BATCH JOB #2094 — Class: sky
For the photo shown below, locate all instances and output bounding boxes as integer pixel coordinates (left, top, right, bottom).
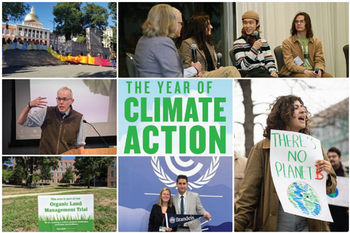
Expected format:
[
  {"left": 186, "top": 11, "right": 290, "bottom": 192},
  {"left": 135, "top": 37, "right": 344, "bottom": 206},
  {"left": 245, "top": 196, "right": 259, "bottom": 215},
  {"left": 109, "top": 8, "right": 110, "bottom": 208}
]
[
  {"left": 6, "top": 2, "right": 115, "bottom": 31},
  {"left": 234, "top": 79, "right": 349, "bottom": 158}
]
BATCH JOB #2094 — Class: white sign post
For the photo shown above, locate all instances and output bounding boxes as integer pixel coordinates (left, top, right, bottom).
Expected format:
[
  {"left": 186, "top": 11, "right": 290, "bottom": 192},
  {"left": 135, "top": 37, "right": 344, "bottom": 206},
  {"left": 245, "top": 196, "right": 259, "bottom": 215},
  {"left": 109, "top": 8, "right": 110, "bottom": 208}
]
[
  {"left": 38, "top": 194, "right": 94, "bottom": 232},
  {"left": 270, "top": 129, "right": 333, "bottom": 222}
]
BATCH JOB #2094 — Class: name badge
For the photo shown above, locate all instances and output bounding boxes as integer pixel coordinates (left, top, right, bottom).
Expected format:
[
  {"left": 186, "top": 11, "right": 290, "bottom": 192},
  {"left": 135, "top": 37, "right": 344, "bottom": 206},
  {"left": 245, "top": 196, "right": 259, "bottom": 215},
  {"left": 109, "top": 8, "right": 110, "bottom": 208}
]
[
  {"left": 257, "top": 53, "right": 264, "bottom": 61},
  {"left": 294, "top": 56, "right": 304, "bottom": 66},
  {"left": 159, "top": 226, "right": 166, "bottom": 232}
]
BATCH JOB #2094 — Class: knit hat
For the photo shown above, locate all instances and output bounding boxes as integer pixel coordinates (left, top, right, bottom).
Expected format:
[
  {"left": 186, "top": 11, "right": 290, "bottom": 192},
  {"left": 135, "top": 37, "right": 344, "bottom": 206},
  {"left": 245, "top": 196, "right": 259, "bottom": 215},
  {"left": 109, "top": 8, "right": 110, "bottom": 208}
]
[{"left": 242, "top": 10, "right": 259, "bottom": 21}]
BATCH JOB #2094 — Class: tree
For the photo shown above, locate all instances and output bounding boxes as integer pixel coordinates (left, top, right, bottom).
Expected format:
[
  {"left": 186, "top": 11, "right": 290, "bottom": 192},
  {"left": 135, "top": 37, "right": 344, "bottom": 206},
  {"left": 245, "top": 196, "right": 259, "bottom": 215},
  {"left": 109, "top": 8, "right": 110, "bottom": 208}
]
[
  {"left": 74, "top": 157, "right": 114, "bottom": 188},
  {"left": 12, "top": 164, "right": 26, "bottom": 184},
  {"left": 40, "top": 157, "right": 54, "bottom": 183},
  {"left": 33, "top": 174, "right": 41, "bottom": 183},
  {"left": 108, "top": 2, "right": 117, "bottom": 51},
  {"left": 2, "top": 2, "right": 30, "bottom": 22},
  {"left": 3, "top": 157, "right": 12, "bottom": 164},
  {"left": 62, "top": 167, "right": 74, "bottom": 183},
  {"left": 14, "top": 157, "right": 61, "bottom": 185},
  {"left": 76, "top": 35, "right": 86, "bottom": 43},
  {"left": 238, "top": 79, "right": 255, "bottom": 158},
  {"left": 53, "top": 2, "right": 84, "bottom": 41},
  {"left": 2, "top": 170, "right": 14, "bottom": 183},
  {"left": 108, "top": 2, "right": 116, "bottom": 21},
  {"left": 82, "top": 3, "right": 109, "bottom": 31}
]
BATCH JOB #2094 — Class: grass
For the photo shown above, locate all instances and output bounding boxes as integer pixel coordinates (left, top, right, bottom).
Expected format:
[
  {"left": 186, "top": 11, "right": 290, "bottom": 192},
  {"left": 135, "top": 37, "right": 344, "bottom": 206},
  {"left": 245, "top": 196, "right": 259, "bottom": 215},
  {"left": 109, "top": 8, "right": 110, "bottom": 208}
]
[
  {"left": 2, "top": 183, "right": 99, "bottom": 196},
  {"left": 2, "top": 188, "right": 116, "bottom": 232}
]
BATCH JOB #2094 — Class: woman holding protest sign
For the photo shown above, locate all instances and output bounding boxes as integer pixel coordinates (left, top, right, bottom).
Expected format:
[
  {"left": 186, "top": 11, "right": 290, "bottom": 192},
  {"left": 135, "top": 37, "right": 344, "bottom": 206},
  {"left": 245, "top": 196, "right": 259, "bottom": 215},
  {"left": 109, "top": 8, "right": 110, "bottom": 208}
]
[
  {"left": 234, "top": 95, "right": 336, "bottom": 232},
  {"left": 148, "top": 188, "right": 176, "bottom": 232}
]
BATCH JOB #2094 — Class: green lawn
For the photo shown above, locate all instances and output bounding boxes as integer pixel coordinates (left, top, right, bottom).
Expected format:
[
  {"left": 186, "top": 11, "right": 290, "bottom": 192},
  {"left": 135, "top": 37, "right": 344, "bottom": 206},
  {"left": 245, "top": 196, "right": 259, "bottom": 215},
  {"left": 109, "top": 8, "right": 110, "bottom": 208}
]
[
  {"left": 2, "top": 183, "right": 99, "bottom": 196},
  {"left": 2, "top": 188, "right": 116, "bottom": 232}
]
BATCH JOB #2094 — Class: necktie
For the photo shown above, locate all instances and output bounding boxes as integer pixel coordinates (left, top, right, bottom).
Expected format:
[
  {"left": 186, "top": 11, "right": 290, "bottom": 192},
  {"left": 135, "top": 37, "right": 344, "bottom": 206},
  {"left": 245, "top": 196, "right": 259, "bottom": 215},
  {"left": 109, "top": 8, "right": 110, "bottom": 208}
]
[{"left": 180, "top": 195, "right": 184, "bottom": 214}]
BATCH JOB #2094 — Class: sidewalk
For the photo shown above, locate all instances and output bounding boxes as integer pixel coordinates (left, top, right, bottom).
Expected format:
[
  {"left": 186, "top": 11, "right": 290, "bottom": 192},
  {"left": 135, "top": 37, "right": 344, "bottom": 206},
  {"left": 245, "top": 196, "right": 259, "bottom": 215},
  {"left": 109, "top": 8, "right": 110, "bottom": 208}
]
[{"left": 2, "top": 187, "right": 111, "bottom": 199}]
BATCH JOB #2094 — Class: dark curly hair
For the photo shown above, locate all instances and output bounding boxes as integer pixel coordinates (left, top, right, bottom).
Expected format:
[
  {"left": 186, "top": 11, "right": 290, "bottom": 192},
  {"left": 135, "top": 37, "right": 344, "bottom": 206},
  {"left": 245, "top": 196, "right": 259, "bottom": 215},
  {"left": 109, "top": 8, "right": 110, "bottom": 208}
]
[
  {"left": 181, "top": 14, "right": 213, "bottom": 51},
  {"left": 263, "top": 95, "right": 311, "bottom": 139},
  {"left": 290, "top": 12, "right": 314, "bottom": 38}
]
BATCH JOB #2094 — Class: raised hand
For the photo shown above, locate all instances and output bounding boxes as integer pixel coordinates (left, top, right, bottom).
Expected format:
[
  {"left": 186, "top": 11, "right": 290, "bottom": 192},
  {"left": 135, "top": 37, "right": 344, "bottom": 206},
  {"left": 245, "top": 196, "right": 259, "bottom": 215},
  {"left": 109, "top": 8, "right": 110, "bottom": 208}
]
[{"left": 30, "top": 96, "right": 47, "bottom": 108}]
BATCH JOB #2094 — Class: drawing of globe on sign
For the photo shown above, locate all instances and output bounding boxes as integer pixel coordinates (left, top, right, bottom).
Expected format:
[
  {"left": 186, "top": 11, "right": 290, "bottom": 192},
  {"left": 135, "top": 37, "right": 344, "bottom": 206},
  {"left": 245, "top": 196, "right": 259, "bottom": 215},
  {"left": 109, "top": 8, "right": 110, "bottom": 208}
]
[
  {"left": 287, "top": 181, "right": 321, "bottom": 216},
  {"left": 327, "top": 188, "right": 339, "bottom": 198}
]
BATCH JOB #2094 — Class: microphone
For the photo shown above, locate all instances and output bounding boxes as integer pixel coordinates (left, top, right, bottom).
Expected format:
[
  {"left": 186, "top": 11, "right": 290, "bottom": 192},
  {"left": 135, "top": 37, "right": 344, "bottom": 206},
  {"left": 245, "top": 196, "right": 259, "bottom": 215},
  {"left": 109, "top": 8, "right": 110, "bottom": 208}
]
[
  {"left": 315, "top": 67, "right": 320, "bottom": 74},
  {"left": 83, "top": 119, "right": 110, "bottom": 148},
  {"left": 217, "top": 53, "right": 222, "bottom": 68},
  {"left": 191, "top": 44, "right": 197, "bottom": 62},
  {"left": 253, "top": 31, "right": 259, "bottom": 40},
  {"left": 253, "top": 31, "right": 262, "bottom": 53}
]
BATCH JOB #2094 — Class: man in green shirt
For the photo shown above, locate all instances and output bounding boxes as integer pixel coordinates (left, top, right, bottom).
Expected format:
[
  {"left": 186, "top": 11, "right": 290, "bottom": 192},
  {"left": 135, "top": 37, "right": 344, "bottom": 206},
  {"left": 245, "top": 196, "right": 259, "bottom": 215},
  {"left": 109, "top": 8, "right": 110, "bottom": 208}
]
[{"left": 280, "top": 12, "right": 332, "bottom": 77}]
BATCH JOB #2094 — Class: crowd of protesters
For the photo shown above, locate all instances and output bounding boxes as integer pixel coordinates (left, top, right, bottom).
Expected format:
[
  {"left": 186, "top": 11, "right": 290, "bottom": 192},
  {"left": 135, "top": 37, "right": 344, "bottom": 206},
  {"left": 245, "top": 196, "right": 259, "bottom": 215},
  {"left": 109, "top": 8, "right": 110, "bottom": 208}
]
[{"left": 3, "top": 37, "right": 48, "bottom": 46}]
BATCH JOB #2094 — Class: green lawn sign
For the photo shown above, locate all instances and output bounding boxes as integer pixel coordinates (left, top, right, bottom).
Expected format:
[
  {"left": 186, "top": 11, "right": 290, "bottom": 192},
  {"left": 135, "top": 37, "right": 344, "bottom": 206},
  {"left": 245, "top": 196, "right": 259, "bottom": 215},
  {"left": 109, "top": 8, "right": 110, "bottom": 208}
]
[{"left": 38, "top": 194, "right": 94, "bottom": 232}]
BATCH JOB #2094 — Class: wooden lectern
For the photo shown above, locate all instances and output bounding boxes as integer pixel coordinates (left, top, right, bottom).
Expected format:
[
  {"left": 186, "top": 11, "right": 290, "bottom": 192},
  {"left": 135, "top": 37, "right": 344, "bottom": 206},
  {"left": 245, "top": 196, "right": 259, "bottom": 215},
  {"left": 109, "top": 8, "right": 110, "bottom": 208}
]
[{"left": 61, "top": 148, "right": 116, "bottom": 155}]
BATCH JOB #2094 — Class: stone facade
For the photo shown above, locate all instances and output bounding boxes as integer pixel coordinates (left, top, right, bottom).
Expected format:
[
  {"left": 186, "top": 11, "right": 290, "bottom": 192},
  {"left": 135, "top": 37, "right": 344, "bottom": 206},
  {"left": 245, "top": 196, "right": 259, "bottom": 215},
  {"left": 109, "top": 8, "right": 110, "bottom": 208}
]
[
  {"left": 51, "top": 159, "right": 78, "bottom": 183},
  {"left": 56, "top": 28, "right": 111, "bottom": 57},
  {"left": 102, "top": 28, "right": 113, "bottom": 48},
  {"left": 107, "top": 158, "right": 116, "bottom": 187}
]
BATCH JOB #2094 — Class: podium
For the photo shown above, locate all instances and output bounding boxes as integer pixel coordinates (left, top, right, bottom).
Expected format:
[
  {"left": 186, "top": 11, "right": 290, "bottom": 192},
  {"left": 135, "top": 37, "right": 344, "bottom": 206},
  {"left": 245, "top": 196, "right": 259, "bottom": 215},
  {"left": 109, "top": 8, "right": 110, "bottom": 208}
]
[{"left": 61, "top": 148, "right": 116, "bottom": 155}]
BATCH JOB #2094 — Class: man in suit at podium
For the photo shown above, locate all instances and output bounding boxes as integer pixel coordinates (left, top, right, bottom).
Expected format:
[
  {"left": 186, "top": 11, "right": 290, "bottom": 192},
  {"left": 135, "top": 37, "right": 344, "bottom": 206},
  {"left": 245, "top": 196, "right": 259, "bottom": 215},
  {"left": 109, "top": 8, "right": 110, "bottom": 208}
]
[
  {"left": 17, "top": 86, "right": 86, "bottom": 154},
  {"left": 173, "top": 175, "right": 211, "bottom": 232}
]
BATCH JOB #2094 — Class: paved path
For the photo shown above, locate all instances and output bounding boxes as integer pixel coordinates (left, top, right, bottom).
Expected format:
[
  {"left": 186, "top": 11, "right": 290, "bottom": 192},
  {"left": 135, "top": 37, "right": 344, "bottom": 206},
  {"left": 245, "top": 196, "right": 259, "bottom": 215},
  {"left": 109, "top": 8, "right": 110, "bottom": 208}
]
[
  {"left": 2, "top": 187, "right": 112, "bottom": 199},
  {"left": 3, "top": 64, "right": 117, "bottom": 78}
]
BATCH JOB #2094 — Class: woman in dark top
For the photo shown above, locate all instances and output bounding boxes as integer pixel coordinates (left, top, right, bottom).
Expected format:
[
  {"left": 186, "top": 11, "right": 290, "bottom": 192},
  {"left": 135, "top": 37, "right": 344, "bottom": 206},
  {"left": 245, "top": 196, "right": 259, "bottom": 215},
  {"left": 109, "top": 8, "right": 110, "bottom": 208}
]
[{"left": 148, "top": 187, "right": 176, "bottom": 232}]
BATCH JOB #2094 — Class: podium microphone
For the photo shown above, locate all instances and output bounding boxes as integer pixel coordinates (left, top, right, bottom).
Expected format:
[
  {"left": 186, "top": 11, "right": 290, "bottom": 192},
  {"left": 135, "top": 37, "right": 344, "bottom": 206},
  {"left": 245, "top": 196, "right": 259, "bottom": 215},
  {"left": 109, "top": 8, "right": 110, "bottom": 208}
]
[
  {"left": 191, "top": 44, "right": 197, "bottom": 62},
  {"left": 83, "top": 120, "right": 110, "bottom": 148},
  {"left": 217, "top": 53, "right": 222, "bottom": 68}
]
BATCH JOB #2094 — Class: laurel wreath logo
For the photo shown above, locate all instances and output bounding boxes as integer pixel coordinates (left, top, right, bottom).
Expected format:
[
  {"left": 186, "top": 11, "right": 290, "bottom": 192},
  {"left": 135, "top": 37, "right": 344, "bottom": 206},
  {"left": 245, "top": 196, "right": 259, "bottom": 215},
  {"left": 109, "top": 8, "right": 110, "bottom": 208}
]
[{"left": 151, "top": 156, "right": 220, "bottom": 189}]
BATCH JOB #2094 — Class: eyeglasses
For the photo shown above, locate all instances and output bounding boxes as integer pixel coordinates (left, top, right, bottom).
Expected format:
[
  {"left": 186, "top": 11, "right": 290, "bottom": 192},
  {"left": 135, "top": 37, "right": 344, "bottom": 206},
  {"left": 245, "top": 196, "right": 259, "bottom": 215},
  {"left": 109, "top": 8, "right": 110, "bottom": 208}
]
[
  {"left": 178, "top": 22, "right": 184, "bottom": 25},
  {"left": 294, "top": 20, "right": 306, "bottom": 24},
  {"left": 56, "top": 97, "right": 72, "bottom": 102},
  {"left": 328, "top": 155, "right": 338, "bottom": 159}
]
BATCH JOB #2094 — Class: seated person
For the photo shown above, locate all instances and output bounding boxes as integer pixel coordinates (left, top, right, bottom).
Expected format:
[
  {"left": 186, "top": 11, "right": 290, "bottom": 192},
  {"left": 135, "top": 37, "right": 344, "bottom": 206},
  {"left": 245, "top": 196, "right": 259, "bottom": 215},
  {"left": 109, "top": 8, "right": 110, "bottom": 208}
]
[
  {"left": 179, "top": 14, "right": 240, "bottom": 77},
  {"left": 134, "top": 4, "right": 201, "bottom": 77},
  {"left": 280, "top": 12, "right": 332, "bottom": 77},
  {"left": 233, "top": 10, "right": 280, "bottom": 77}
]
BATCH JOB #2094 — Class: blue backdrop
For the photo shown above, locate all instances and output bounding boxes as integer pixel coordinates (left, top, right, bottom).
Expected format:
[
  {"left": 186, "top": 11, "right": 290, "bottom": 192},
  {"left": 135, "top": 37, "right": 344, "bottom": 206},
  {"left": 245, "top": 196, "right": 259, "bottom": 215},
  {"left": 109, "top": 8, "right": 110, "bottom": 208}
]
[{"left": 118, "top": 156, "right": 232, "bottom": 231}]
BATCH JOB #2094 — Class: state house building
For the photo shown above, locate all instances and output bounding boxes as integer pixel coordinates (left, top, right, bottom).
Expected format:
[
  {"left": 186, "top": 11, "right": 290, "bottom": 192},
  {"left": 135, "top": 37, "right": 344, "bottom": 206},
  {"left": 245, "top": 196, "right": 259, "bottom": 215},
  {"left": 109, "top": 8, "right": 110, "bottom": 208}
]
[{"left": 2, "top": 6, "right": 51, "bottom": 45}]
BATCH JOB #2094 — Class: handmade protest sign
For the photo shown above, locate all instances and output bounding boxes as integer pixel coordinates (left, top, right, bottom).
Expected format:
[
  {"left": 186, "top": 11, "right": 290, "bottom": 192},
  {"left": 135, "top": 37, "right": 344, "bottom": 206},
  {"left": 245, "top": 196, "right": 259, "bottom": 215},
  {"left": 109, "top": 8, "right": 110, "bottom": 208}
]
[
  {"left": 38, "top": 194, "right": 94, "bottom": 232},
  {"left": 270, "top": 129, "right": 333, "bottom": 222},
  {"left": 327, "top": 176, "right": 349, "bottom": 207}
]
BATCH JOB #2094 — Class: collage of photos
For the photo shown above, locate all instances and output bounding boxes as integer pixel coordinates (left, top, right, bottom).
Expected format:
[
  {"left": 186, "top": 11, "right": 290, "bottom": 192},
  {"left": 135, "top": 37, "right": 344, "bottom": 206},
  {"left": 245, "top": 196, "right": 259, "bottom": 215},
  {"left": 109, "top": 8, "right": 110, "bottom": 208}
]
[
  {"left": 1, "top": 1, "right": 349, "bottom": 233},
  {"left": 2, "top": 2, "right": 117, "bottom": 232}
]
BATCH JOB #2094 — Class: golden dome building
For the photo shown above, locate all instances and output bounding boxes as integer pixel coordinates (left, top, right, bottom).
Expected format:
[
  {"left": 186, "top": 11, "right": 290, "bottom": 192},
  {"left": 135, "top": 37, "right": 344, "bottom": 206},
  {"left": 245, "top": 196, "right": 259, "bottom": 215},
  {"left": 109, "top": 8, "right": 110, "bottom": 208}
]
[
  {"left": 2, "top": 6, "right": 51, "bottom": 45},
  {"left": 24, "top": 6, "right": 40, "bottom": 23}
]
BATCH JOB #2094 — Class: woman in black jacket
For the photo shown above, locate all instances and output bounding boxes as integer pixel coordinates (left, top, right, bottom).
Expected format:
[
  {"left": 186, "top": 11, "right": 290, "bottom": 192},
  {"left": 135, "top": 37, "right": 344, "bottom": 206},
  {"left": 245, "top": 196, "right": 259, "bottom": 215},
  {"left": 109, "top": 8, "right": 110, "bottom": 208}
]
[{"left": 148, "top": 187, "right": 176, "bottom": 232}]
